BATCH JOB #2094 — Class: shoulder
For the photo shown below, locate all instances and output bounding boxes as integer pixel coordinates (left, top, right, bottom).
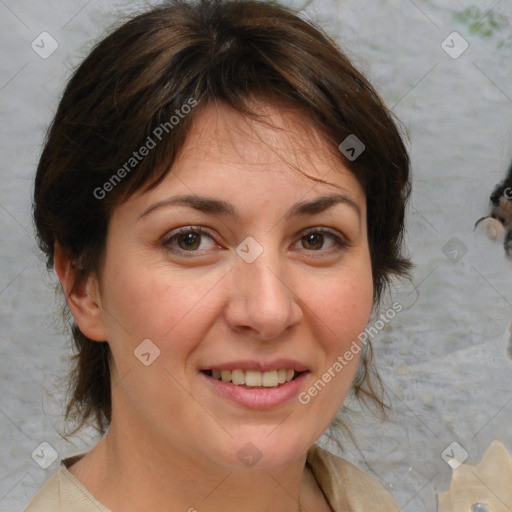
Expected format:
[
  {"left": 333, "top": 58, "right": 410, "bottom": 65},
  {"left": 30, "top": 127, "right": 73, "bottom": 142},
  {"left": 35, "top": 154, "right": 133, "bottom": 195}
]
[
  {"left": 307, "top": 444, "right": 401, "bottom": 512},
  {"left": 24, "top": 455, "right": 111, "bottom": 512}
]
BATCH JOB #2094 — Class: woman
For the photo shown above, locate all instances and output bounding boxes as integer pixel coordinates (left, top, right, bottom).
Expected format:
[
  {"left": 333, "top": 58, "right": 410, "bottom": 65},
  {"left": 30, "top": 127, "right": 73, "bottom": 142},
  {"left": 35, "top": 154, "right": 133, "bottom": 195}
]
[{"left": 26, "top": 0, "right": 411, "bottom": 510}]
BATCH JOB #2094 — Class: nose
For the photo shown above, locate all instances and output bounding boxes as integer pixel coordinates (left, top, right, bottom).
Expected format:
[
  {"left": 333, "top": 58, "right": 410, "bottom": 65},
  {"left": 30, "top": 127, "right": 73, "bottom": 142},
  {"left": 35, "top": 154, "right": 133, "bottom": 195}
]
[{"left": 223, "top": 247, "right": 303, "bottom": 340}]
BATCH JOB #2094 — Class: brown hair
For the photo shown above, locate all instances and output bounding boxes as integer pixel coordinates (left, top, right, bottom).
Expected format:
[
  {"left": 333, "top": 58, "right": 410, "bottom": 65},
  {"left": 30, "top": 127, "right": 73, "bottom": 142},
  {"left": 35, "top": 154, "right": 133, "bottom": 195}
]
[{"left": 33, "top": 0, "right": 411, "bottom": 437}]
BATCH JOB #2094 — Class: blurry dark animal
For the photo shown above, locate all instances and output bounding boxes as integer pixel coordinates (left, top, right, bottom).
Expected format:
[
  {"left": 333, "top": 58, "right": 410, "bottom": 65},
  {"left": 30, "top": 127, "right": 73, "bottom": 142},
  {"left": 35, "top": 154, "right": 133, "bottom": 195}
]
[{"left": 475, "top": 160, "right": 512, "bottom": 256}]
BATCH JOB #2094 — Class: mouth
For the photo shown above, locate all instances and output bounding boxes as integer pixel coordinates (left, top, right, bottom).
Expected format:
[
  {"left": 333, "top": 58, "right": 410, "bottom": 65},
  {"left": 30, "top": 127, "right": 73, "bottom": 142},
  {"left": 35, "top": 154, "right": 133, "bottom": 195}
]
[
  {"left": 200, "top": 369, "right": 305, "bottom": 388},
  {"left": 199, "top": 363, "right": 310, "bottom": 409}
]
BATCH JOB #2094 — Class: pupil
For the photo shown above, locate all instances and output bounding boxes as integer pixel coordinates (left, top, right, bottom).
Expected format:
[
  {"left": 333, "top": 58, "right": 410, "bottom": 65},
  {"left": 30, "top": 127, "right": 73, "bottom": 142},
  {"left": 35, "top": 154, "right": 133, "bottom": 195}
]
[
  {"left": 179, "top": 233, "right": 200, "bottom": 250},
  {"left": 305, "top": 233, "right": 323, "bottom": 250}
]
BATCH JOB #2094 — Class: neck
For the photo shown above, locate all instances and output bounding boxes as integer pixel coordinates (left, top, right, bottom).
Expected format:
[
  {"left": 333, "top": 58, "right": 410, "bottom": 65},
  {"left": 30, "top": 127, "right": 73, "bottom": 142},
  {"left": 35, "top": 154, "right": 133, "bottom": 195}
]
[{"left": 71, "top": 418, "right": 316, "bottom": 512}]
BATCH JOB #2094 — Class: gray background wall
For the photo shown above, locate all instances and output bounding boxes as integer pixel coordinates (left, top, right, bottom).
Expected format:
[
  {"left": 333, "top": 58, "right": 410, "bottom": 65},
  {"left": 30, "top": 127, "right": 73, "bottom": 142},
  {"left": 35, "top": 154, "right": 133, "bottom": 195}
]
[{"left": 1, "top": 0, "right": 512, "bottom": 510}]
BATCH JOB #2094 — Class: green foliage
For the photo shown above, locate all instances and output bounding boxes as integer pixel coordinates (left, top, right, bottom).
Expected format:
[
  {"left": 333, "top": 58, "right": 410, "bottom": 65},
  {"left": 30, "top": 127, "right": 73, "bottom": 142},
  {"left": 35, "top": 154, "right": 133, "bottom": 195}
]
[{"left": 453, "top": 6, "right": 507, "bottom": 38}]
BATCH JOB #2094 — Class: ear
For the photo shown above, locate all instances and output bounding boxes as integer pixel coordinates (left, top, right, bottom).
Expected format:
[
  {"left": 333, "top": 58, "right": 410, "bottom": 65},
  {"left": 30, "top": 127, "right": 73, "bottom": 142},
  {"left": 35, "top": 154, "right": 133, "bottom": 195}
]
[{"left": 54, "top": 242, "right": 108, "bottom": 342}]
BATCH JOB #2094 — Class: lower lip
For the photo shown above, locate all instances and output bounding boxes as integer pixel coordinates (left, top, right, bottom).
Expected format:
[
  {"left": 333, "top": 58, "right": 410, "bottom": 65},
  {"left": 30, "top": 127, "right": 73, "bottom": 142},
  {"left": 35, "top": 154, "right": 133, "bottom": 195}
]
[{"left": 199, "top": 371, "right": 309, "bottom": 410}]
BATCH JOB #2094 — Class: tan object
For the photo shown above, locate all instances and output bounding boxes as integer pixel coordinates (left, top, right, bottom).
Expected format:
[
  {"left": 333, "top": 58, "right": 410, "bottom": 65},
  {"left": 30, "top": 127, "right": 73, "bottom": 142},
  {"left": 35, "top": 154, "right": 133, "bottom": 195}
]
[{"left": 439, "top": 441, "right": 512, "bottom": 512}]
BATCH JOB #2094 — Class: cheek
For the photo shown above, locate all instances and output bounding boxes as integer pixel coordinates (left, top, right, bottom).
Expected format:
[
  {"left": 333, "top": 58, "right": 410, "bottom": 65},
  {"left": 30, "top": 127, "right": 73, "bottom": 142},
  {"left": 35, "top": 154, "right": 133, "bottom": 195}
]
[
  {"left": 306, "top": 267, "right": 374, "bottom": 345},
  {"left": 100, "top": 257, "right": 223, "bottom": 355},
  {"left": 298, "top": 269, "right": 373, "bottom": 420}
]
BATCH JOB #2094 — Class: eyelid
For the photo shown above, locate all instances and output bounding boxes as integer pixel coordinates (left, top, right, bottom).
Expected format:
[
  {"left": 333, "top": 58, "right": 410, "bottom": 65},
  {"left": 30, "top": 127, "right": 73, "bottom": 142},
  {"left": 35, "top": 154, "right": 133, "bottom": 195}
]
[
  {"left": 300, "top": 226, "right": 348, "bottom": 242},
  {"left": 161, "top": 225, "right": 214, "bottom": 241}
]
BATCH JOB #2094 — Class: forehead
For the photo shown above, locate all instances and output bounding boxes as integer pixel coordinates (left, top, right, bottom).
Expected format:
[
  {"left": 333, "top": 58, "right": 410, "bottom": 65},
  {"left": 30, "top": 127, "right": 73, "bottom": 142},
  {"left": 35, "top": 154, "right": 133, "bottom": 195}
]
[{"left": 169, "top": 102, "right": 364, "bottom": 197}]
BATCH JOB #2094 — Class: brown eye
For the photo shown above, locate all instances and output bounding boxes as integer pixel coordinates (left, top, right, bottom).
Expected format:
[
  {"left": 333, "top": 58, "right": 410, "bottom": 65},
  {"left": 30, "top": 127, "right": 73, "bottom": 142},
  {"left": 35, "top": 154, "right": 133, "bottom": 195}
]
[
  {"left": 302, "top": 233, "right": 325, "bottom": 250},
  {"left": 294, "top": 229, "right": 348, "bottom": 253},
  {"left": 162, "top": 227, "right": 217, "bottom": 254},
  {"left": 177, "top": 232, "right": 202, "bottom": 250}
]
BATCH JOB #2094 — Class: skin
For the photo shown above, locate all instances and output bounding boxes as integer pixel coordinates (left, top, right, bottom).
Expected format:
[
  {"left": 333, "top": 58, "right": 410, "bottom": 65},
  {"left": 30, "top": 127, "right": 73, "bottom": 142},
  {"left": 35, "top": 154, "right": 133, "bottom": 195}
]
[{"left": 55, "top": 101, "right": 374, "bottom": 512}]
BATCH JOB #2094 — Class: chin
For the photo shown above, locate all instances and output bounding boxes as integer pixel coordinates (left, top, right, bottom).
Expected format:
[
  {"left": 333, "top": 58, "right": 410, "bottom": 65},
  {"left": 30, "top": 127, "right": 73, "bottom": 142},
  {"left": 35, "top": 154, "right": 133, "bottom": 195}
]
[{"left": 202, "top": 427, "right": 314, "bottom": 472}]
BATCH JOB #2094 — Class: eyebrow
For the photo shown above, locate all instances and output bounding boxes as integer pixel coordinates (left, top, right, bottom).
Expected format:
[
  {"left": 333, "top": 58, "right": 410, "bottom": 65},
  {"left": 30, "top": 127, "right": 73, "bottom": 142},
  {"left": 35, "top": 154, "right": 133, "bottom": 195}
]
[{"left": 139, "top": 193, "right": 361, "bottom": 221}]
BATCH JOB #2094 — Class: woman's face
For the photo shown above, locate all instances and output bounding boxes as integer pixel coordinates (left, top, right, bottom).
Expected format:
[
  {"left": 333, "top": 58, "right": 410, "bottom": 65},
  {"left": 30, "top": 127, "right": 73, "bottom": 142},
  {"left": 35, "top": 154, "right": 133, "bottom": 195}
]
[{"left": 91, "top": 102, "right": 374, "bottom": 470}]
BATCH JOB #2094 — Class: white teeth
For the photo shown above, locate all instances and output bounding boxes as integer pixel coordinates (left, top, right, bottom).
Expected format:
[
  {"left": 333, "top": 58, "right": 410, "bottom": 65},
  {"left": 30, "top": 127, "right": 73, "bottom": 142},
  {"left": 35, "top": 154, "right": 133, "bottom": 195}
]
[
  {"left": 262, "top": 370, "right": 278, "bottom": 387},
  {"left": 245, "top": 370, "right": 262, "bottom": 387},
  {"left": 231, "top": 369, "right": 245, "bottom": 385},
  {"left": 208, "top": 369, "right": 298, "bottom": 387}
]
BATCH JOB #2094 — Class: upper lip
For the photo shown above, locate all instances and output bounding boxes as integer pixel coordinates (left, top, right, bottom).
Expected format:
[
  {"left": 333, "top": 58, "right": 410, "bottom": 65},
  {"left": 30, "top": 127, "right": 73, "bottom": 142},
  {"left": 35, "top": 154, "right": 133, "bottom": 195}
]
[{"left": 201, "top": 359, "right": 309, "bottom": 373}]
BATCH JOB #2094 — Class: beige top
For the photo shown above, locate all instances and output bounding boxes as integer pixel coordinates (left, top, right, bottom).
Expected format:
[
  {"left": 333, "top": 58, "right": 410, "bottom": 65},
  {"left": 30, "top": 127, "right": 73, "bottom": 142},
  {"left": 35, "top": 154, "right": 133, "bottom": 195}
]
[{"left": 24, "top": 444, "right": 401, "bottom": 512}]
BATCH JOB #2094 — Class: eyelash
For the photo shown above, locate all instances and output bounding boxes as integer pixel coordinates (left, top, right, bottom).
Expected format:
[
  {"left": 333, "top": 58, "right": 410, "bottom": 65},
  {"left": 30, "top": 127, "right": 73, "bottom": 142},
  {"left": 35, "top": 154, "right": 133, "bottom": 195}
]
[{"left": 161, "top": 226, "right": 349, "bottom": 256}]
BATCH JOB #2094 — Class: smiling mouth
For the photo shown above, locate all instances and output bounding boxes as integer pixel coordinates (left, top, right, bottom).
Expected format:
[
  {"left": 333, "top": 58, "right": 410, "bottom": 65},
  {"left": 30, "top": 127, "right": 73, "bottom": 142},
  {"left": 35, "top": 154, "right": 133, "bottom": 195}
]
[{"left": 200, "top": 369, "right": 305, "bottom": 388}]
